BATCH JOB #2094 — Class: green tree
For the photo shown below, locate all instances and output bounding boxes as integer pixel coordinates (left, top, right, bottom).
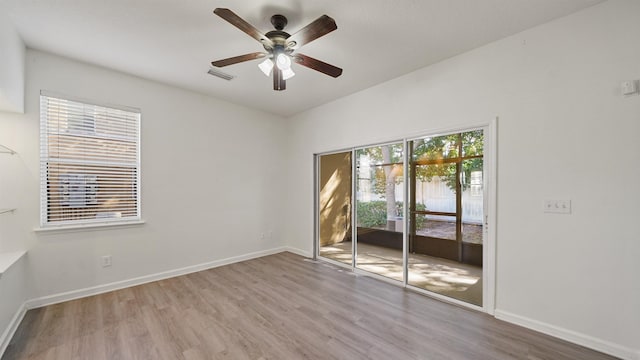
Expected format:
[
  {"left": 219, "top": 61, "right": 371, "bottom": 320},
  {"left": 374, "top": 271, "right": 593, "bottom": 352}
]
[
  {"left": 357, "top": 131, "right": 483, "bottom": 231},
  {"left": 412, "top": 130, "right": 483, "bottom": 191},
  {"left": 358, "top": 143, "right": 403, "bottom": 231}
]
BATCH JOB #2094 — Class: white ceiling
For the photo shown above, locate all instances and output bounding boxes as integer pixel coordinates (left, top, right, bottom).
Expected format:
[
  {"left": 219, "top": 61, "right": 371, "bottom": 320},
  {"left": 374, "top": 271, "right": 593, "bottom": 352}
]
[{"left": 2, "top": 0, "right": 604, "bottom": 117}]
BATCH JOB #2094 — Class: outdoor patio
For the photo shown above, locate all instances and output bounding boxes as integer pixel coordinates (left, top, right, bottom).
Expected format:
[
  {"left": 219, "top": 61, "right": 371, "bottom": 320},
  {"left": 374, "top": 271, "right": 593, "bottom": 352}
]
[{"left": 320, "top": 241, "right": 482, "bottom": 306}]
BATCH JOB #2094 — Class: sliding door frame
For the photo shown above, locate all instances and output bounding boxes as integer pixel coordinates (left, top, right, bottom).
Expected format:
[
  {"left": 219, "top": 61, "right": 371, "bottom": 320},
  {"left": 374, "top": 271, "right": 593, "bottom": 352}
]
[{"left": 314, "top": 118, "right": 497, "bottom": 314}]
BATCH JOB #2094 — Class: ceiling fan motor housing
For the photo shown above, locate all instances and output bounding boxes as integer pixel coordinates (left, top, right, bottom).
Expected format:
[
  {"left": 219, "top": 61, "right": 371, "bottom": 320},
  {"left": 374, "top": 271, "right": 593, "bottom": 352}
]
[
  {"left": 271, "top": 14, "right": 287, "bottom": 31},
  {"left": 265, "top": 15, "right": 297, "bottom": 51}
]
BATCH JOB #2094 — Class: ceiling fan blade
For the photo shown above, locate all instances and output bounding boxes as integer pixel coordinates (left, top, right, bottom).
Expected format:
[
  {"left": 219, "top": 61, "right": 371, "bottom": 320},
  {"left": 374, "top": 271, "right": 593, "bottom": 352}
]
[
  {"left": 293, "top": 54, "right": 343, "bottom": 78},
  {"left": 286, "top": 15, "right": 337, "bottom": 49},
  {"left": 211, "top": 52, "right": 267, "bottom": 67},
  {"left": 214, "top": 8, "right": 274, "bottom": 48},
  {"left": 273, "top": 68, "right": 286, "bottom": 91}
]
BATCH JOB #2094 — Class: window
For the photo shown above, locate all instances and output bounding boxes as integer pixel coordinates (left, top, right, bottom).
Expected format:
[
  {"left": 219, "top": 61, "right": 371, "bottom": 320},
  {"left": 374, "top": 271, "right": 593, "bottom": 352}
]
[{"left": 40, "top": 92, "right": 141, "bottom": 227}]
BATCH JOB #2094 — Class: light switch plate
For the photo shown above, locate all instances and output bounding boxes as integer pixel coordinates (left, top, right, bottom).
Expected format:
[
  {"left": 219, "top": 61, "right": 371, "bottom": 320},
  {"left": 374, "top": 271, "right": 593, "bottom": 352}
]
[{"left": 544, "top": 199, "right": 571, "bottom": 214}]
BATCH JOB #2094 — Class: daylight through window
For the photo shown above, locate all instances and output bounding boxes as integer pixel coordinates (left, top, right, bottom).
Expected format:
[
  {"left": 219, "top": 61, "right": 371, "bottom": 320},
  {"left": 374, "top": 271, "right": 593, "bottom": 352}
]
[{"left": 39, "top": 93, "right": 141, "bottom": 226}]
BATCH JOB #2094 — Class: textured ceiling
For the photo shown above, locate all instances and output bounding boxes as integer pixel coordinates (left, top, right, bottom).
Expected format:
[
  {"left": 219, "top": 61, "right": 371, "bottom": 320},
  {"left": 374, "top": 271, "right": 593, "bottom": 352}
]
[{"left": 2, "top": 0, "right": 605, "bottom": 117}]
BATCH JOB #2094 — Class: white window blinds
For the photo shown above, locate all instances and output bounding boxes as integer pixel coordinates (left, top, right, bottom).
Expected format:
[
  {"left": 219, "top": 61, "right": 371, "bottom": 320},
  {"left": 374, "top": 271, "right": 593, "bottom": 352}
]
[{"left": 40, "top": 93, "right": 141, "bottom": 226}]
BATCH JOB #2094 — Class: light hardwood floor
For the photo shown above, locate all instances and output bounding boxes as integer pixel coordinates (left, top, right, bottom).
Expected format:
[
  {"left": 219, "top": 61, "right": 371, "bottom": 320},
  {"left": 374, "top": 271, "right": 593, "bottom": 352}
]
[{"left": 3, "top": 252, "right": 616, "bottom": 360}]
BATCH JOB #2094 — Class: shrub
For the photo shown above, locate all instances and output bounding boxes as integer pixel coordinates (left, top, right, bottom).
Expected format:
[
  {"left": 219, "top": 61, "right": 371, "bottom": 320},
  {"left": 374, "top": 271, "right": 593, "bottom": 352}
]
[
  {"left": 356, "top": 201, "right": 388, "bottom": 228},
  {"left": 357, "top": 201, "right": 426, "bottom": 229}
]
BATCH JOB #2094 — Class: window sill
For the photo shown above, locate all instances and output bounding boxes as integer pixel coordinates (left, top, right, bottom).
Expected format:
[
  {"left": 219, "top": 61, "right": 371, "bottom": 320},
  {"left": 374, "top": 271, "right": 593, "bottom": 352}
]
[
  {"left": 0, "top": 251, "right": 27, "bottom": 279},
  {"left": 34, "top": 220, "right": 145, "bottom": 234}
]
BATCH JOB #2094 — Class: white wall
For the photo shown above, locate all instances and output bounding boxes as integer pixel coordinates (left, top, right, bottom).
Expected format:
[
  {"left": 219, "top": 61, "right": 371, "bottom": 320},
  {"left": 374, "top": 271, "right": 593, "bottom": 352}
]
[
  {"left": 0, "top": 11, "right": 25, "bottom": 113},
  {"left": 1, "top": 1, "right": 639, "bottom": 358},
  {"left": 284, "top": 0, "right": 639, "bottom": 358},
  {"left": 0, "top": 50, "right": 287, "bottom": 299},
  {"left": 0, "top": 12, "right": 28, "bottom": 352}
]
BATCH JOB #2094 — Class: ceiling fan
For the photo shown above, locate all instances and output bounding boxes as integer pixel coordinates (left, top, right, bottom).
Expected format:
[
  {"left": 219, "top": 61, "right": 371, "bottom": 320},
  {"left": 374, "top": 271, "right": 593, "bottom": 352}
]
[{"left": 211, "top": 8, "right": 343, "bottom": 91}]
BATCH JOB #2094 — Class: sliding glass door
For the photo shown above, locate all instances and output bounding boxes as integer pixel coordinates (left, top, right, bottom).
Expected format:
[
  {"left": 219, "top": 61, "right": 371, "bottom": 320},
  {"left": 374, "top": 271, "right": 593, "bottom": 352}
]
[
  {"left": 315, "top": 128, "right": 486, "bottom": 308},
  {"left": 407, "top": 130, "right": 484, "bottom": 306},
  {"left": 355, "top": 142, "right": 404, "bottom": 282}
]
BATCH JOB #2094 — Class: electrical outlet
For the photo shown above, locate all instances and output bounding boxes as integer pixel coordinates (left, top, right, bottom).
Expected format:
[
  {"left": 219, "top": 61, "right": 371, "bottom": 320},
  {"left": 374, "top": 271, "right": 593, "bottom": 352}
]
[
  {"left": 101, "top": 255, "right": 112, "bottom": 267},
  {"left": 543, "top": 199, "right": 571, "bottom": 214}
]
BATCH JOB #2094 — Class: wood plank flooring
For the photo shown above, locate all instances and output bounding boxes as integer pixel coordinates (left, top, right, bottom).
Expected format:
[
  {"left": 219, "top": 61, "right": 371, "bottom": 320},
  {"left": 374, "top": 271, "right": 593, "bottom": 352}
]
[{"left": 3, "top": 252, "right": 616, "bottom": 360}]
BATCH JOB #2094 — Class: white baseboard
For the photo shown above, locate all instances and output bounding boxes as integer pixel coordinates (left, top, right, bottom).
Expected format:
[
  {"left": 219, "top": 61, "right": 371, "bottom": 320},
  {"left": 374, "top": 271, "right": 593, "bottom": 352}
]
[
  {"left": 26, "top": 247, "right": 289, "bottom": 309},
  {"left": 283, "top": 246, "right": 312, "bottom": 258},
  {"left": 495, "top": 310, "right": 639, "bottom": 360},
  {"left": 0, "top": 302, "right": 27, "bottom": 357}
]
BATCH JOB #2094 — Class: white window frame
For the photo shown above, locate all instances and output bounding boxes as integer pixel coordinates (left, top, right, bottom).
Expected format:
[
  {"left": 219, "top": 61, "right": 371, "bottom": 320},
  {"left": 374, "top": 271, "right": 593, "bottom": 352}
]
[{"left": 39, "top": 91, "right": 142, "bottom": 229}]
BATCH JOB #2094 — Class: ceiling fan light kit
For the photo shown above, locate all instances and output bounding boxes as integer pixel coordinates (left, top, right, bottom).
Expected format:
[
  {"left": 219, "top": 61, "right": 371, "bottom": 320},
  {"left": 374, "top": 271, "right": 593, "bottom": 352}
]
[
  {"left": 211, "top": 8, "right": 342, "bottom": 91},
  {"left": 258, "top": 58, "right": 274, "bottom": 76}
]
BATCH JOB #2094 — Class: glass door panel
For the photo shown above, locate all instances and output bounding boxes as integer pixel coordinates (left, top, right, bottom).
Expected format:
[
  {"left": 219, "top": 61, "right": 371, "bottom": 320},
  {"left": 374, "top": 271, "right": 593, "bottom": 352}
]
[
  {"left": 318, "top": 152, "right": 353, "bottom": 265},
  {"left": 355, "top": 143, "right": 404, "bottom": 282},
  {"left": 462, "top": 158, "right": 484, "bottom": 246},
  {"left": 460, "top": 157, "right": 484, "bottom": 285},
  {"left": 408, "top": 131, "right": 484, "bottom": 306}
]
